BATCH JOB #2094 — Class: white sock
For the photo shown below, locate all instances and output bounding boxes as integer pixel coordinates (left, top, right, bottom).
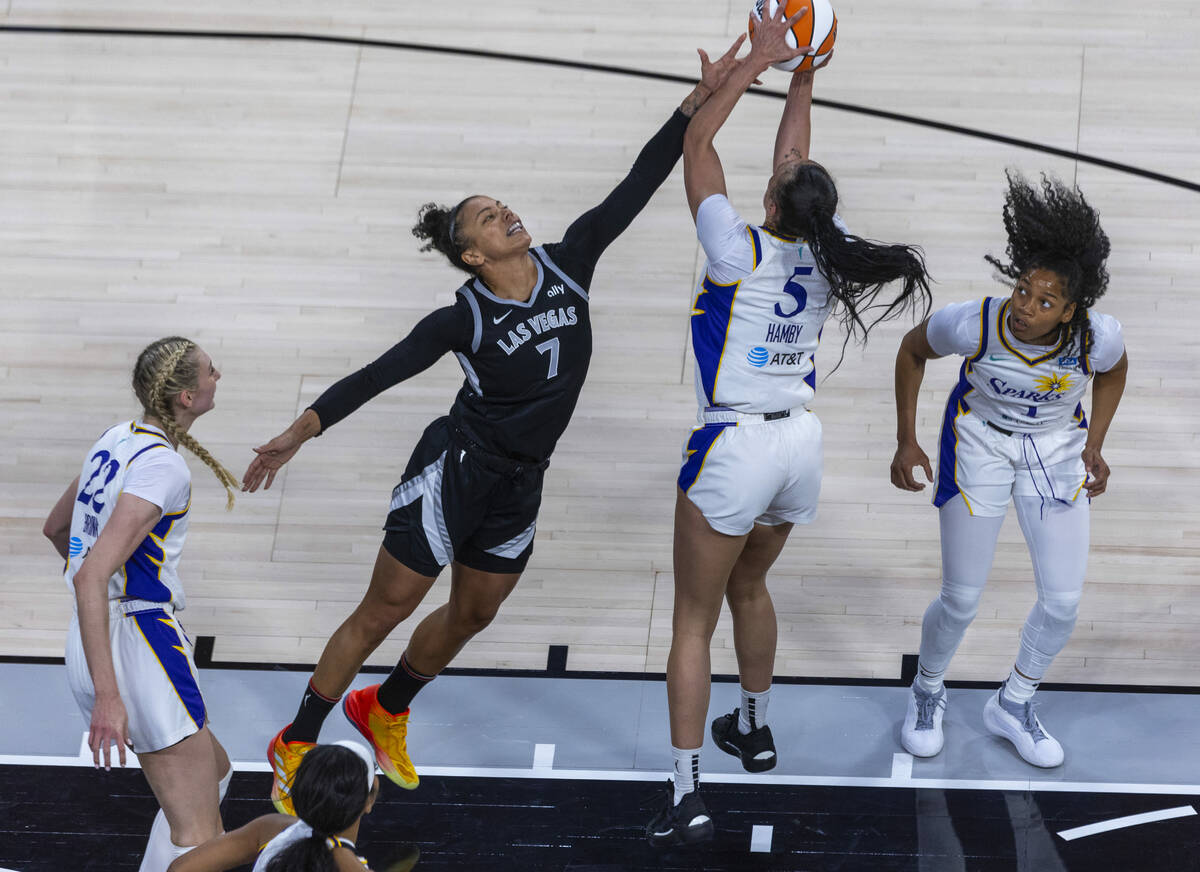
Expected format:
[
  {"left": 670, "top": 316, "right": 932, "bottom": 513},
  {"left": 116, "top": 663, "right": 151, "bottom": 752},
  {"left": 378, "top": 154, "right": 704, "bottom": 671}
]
[
  {"left": 217, "top": 764, "right": 233, "bottom": 803},
  {"left": 671, "top": 745, "right": 700, "bottom": 806},
  {"left": 1003, "top": 670, "right": 1038, "bottom": 706},
  {"left": 738, "top": 686, "right": 771, "bottom": 734},
  {"left": 916, "top": 663, "right": 945, "bottom": 696},
  {"left": 138, "top": 810, "right": 194, "bottom": 872}
]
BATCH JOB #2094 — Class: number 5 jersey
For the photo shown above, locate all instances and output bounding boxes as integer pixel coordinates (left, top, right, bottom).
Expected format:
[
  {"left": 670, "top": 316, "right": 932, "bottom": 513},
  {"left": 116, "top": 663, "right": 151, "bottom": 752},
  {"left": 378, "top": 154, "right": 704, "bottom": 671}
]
[{"left": 689, "top": 193, "right": 837, "bottom": 415}]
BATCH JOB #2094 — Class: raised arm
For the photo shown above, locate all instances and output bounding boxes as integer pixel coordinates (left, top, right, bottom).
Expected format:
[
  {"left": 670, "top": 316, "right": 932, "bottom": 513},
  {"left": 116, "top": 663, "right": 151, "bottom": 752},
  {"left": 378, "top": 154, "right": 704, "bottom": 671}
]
[
  {"left": 889, "top": 320, "right": 943, "bottom": 491},
  {"left": 683, "top": 6, "right": 814, "bottom": 220},
  {"left": 242, "top": 304, "right": 470, "bottom": 492},
  {"left": 1080, "top": 349, "right": 1128, "bottom": 497},
  {"left": 553, "top": 35, "right": 748, "bottom": 271}
]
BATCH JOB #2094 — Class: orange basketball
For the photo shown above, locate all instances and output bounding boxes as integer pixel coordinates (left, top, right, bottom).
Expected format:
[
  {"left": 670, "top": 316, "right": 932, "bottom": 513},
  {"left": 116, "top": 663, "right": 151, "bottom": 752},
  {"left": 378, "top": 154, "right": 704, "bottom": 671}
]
[{"left": 749, "top": 0, "right": 838, "bottom": 72}]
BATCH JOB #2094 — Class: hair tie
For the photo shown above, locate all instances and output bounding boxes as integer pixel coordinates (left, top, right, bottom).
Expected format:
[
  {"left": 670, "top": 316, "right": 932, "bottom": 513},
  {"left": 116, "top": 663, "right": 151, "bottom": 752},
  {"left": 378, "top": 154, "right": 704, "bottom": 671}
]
[
  {"left": 447, "top": 197, "right": 471, "bottom": 250},
  {"left": 332, "top": 739, "right": 376, "bottom": 796}
]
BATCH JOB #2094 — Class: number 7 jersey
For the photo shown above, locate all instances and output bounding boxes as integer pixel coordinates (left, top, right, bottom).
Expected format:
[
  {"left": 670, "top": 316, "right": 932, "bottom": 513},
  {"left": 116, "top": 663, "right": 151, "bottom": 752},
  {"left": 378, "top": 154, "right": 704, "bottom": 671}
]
[
  {"left": 64, "top": 421, "right": 192, "bottom": 608},
  {"left": 690, "top": 194, "right": 835, "bottom": 414}
]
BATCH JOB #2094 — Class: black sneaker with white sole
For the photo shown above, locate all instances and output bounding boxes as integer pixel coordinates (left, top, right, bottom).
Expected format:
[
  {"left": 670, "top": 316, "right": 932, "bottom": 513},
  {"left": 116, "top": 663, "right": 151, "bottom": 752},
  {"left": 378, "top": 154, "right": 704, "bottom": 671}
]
[
  {"left": 711, "top": 708, "right": 777, "bottom": 772},
  {"left": 645, "top": 782, "right": 714, "bottom": 848}
]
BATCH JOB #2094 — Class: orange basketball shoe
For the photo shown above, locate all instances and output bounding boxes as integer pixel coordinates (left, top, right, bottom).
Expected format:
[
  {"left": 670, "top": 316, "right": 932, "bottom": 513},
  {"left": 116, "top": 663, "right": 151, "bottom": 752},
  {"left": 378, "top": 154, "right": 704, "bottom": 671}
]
[
  {"left": 342, "top": 684, "right": 419, "bottom": 790},
  {"left": 268, "top": 725, "right": 316, "bottom": 814}
]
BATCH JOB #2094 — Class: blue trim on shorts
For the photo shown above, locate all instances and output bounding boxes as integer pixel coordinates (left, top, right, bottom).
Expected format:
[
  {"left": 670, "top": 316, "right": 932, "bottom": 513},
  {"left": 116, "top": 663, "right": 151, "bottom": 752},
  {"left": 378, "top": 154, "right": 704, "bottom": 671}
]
[
  {"left": 132, "top": 610, "right": 206, "bottom": 729},
  {"left": 677, "top": 423, "right": 733, "bottom": 493},
  {"left": 933, "top": 362, "right": 974, "bottom": 509}
]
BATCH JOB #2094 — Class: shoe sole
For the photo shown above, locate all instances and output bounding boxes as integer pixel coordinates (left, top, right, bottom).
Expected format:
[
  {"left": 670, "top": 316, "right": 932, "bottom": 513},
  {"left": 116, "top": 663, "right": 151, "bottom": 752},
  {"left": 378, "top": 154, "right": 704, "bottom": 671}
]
[
  {"left": 982, "top": 702, "right": 1063, "bottom": 768},
  {"left": 342, "top": 694, "right": 421, "bottom": 790},
  {"left": 647, "top": 819, "right": 715, "bottom": 848},
  {"left": 711, "top": 719, "right": 777, "bottom": 773},
  {"left": 268, "top": 729, "right": 310, "bottom": 815}
]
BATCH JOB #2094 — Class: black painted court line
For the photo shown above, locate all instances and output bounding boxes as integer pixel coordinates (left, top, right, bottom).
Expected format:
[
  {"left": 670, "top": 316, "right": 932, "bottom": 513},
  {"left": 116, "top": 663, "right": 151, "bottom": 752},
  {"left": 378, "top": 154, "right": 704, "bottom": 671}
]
[
  {"left": 2, "top": 23, "right": 1198, "bottom": 195},
  {"left": 2, "top": 764, "right": 1196, "bottom": 871},
  {"left": 6, "top": 641, "right": 1200, "bottom": 695}
]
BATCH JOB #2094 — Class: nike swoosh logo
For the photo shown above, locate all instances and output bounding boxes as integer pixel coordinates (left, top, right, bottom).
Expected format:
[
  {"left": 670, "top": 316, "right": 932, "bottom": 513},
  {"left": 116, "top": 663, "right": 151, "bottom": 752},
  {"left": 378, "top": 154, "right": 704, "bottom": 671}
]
[{"left": 493, "top": 312, "right": 512, "bottom": 324}]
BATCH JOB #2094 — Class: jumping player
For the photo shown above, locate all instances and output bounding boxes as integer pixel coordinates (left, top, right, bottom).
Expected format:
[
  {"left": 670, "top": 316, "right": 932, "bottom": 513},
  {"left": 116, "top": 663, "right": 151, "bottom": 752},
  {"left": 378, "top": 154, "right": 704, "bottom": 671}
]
[
  {"left": 242, "top": 42, "right": 748, "bottom": 812},
  {"left": 647, "top": 7, "right": 932, "bottom": 847},
  {"left": 42, "top": 337, "right": 239, "bottom": 871},
  {"left": 890, "top": 172, "right": 1127, "bottom": 768},
  {"left": 167, "top": 741, "right": 390, "bottom": 872}
]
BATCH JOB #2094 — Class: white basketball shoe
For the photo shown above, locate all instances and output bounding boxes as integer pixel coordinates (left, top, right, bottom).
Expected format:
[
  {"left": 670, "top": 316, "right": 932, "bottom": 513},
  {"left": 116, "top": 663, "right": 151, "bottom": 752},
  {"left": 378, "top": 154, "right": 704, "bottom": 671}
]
[
  {"left": 982, "top": 683, "right": 1064, "bottom": 768},
  {"left": 901, "top": 681, "right": 947, "bottom": 758}
]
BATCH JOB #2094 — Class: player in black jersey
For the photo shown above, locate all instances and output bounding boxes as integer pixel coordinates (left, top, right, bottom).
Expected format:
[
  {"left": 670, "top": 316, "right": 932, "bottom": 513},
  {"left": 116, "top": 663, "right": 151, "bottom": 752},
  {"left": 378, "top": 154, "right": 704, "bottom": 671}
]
[{"left": 243, "top": 38, "right": 748, "bottom": 807}]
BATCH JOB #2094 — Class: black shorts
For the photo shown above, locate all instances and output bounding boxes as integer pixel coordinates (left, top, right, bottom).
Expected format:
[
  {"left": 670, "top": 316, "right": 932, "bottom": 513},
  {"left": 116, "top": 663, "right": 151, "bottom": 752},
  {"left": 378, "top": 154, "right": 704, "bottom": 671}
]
[{"left": 382, "top": 417, "right": 547, "bottom": 577}]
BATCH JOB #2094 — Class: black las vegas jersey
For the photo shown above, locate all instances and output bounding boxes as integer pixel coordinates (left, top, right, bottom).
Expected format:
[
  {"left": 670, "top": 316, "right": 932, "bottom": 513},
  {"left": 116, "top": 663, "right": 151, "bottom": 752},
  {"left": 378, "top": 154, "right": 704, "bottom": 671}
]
[
  {"left": 449, "top": 245, "right": 592, "bottom": 461},
  {"left": 308, "top": 107, "right": 692, "bottom": 464}
]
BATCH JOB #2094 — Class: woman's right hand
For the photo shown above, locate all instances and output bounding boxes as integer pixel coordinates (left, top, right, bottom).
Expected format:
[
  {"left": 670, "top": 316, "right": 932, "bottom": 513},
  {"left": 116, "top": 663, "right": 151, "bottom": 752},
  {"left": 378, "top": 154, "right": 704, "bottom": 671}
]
[
  {"left": 748, "top": 2, "right": 814, "bottom": 69},
  {"left": 90, "top": 691, "right": 130, "bottom": 770},
  {"left": 890, "top": 441, "right": 934, "bottom": 492},
  {"left": 243, "top": 428, "right": 303, "bottom": 492}
]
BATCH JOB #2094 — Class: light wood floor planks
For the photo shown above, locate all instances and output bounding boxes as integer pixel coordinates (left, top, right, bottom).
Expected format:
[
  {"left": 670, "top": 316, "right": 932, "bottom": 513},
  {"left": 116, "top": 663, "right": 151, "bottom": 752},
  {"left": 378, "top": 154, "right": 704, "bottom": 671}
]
[{"left": 1, "top": 1, "right": 1198, "bottom": 686}]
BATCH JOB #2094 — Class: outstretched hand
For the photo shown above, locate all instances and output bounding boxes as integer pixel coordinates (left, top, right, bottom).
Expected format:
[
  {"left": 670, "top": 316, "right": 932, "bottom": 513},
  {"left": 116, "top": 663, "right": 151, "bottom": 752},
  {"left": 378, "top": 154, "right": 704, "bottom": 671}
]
[
  {"left": 242, "top": 429, "right": 303, "bottom": 492},
  {"left": 747, "top": 2, "right": 814, "bottom": 69},
  {"left": 697, "top": 33, "right": 755, "bottom": 93}
]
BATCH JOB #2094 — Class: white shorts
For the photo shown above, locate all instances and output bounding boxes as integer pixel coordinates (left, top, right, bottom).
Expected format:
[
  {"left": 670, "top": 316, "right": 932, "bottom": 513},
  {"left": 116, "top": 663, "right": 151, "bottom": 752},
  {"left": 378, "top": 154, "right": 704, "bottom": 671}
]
[
  {"left": 677, "top": 409, "right": 822, "bottom": 536},
  {"left": 933, "top": 410, "right": 1087, "bottom": 517},
  {"left": 66, "top": 600, "right": 207, "bottom": 754}
]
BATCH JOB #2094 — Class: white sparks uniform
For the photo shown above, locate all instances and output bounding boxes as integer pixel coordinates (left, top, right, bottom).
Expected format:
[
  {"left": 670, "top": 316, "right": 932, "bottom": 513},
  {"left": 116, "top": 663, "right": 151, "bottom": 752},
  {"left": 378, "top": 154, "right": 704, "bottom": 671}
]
[
  {"left": 678, "top": 194, "right": 838, "bottom": 535},
  {"left": 63, "top": 420, "right": 206, "bottom": 753},
  {"left": 254, "top": 822, "right": 368, "bottom": 871},
  {"left": 928, "top": 298, "right": 1125, "bottom": 516}
]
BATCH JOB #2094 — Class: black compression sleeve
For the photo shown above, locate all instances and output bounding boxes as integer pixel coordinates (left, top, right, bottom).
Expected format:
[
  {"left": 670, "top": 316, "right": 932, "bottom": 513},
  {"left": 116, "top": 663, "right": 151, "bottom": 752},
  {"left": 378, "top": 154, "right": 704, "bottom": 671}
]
[
  {"left": 307, "top": 303, "right": 471, "bottom": 432},
  {"left": 554, "top": 108, "right": 690, "bottom": 276}
]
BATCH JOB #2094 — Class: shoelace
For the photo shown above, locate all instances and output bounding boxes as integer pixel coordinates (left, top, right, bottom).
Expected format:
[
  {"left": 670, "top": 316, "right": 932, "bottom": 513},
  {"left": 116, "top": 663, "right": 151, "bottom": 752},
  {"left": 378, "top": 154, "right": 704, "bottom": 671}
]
[
  {"left": 1019, "top": 700, "right": 1048, "bottom": 742},
  {"left": 914, "top": 691, "right": 944, "bottom": 729}
]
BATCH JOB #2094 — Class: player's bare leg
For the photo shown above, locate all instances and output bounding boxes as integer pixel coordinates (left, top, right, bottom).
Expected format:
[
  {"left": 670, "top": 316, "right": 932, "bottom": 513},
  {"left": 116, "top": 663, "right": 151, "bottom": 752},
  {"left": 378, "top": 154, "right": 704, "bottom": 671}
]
[
  {"left": 403, "top": 562, "right": 522, "bottom": 676},
  {"left": 311, "top": 546, "right": 439, "bottom": 698},
  {"left": 666, "top": 488, "right": 750, "bottom": 750}
]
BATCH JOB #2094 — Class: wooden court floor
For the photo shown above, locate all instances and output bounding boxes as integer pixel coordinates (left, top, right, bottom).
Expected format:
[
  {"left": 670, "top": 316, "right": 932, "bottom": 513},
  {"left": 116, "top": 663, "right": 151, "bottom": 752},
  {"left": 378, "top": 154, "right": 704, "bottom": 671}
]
[{"left": 1, "top": 1, "right": 1199, "bottom": 687}]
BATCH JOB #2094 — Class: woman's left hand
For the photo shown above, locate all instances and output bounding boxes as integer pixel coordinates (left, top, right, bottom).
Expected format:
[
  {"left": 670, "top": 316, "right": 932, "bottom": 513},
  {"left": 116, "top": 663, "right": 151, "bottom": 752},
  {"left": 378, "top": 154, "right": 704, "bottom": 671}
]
[{"left": 1081, "top": 445, "right": 1110, "bottom": 497}]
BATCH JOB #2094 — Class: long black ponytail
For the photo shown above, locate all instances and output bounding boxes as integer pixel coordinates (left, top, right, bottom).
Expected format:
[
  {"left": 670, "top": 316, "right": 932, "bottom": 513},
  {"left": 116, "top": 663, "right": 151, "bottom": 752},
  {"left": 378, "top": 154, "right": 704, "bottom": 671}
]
[
  {"left": 265, "top": 744, "right": 371, "bottom": 872},
  {"left": 774, "top": 162, "right": 932, "bottom": 368}
]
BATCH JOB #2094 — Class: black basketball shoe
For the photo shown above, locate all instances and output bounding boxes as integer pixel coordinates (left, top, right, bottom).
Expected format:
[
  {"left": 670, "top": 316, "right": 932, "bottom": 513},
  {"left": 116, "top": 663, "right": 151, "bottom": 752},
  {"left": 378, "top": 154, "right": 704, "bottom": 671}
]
[
  {"left": 645, "top": 781, "right": 715, "bottom": 848},
  {"left": 711, "top": 708, "right": 777, "bottom": 772}
]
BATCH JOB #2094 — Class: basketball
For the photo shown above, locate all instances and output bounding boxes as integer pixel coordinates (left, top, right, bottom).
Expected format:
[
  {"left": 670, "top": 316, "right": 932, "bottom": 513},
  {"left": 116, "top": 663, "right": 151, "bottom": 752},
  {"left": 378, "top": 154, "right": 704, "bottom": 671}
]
[{"left": 749, "top": 0, "right": 838, "bottom": 72}]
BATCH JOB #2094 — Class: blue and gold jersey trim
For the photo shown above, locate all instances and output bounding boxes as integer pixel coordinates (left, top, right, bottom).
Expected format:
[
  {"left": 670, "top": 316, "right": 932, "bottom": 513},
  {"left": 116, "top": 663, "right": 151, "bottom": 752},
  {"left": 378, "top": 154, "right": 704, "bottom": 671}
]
[
  {"left": 997, "top": 300, "right": 1071, "bottom": 366},
  {"left": 746, "top": 226, "right": 762, "bottom": 270},
  {"left": 691, "top": 274, "right": 741, "bottom": 406}
]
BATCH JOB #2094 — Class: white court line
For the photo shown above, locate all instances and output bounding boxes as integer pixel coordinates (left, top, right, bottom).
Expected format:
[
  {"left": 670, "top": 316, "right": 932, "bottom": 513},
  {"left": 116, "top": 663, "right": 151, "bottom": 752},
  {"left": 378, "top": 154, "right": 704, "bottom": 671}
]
[
  {"left": 891, "top": 752, "right": 913, "bottom": 780},
  {"left": 532, "top": 743, "right": 555, "bottom": 771},
  {"left": 1057, "top": 805, "right": 1196, "bottom": 841},
  {"left": 3, "top": 750, "right": 1200, "bottom": 798},
  {"left": 750, "top": 824, "right": 773, "bottom": 853}
]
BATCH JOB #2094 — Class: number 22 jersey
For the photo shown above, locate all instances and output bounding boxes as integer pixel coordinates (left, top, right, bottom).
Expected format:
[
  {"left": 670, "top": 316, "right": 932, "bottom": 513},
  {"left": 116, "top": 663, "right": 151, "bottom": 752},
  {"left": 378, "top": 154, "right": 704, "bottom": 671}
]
[
  {"left": 690, "top": 194, "right": 838, "bottom": 415},
  {"left": 64, "top": 421, "right": 192, "bottom": 607}
]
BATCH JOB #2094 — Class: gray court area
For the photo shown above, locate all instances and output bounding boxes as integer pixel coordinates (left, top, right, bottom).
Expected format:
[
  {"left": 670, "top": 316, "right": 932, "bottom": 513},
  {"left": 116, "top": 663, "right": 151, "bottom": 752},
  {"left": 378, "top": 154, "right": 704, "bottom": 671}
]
[{"left": 2, "top": 661, "right": 1197, "bottom": 791}]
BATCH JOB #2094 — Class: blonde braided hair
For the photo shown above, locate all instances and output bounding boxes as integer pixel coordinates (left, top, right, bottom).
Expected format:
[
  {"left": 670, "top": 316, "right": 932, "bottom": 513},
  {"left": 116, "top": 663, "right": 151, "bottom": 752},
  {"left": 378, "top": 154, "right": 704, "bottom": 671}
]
[{"left": 133, "top": 336, "right": 238, "bottom": 510}]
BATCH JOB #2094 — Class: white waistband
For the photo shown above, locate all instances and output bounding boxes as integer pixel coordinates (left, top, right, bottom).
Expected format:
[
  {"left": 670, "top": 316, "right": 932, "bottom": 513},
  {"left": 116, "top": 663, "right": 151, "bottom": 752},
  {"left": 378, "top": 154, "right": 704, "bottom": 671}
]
[
  {"left": 110, "top": 598, "right": 173, "bottom": 617},
  {"left": 701, "top": 406, "right": 806, "bottom": 425}
]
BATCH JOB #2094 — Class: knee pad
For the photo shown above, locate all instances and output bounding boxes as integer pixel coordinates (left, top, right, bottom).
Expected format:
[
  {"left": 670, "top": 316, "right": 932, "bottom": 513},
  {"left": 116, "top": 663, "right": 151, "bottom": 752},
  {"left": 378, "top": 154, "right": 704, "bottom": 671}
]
[
  {"left": 937, "top": 580, "right": 985, "bottom": 625},
  {"left": 1037, "top": 589, "right": 1081, "bottom": 627}
]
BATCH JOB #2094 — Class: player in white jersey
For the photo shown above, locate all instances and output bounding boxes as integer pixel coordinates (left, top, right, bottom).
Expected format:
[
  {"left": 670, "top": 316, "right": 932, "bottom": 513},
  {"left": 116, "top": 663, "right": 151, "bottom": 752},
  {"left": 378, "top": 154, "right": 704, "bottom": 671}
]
[
  {"left": 648, "top": 7, "right": 933, "bottom": 848},
  {"left": 168, "top": 742, "right": 391, "bottom": 872},
  {"left": 42, "top": 337, "right": 240, "bottom": 872},
  {"left": 891, "top": 173, "right": 1128, "bottom": 768}
]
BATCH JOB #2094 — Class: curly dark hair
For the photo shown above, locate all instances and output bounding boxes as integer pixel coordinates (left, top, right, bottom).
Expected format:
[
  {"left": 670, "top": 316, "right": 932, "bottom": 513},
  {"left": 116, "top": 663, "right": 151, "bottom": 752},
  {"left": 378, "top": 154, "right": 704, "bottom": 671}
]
[
  {"left": 984, "top": 171, "right": 1110, "bottom": 365},
  {"left": 412, "top": 198, "right": 476, "bottom": 274},
  {"left": 773, "top": 161, "right": 933, "bottom": 370}
]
